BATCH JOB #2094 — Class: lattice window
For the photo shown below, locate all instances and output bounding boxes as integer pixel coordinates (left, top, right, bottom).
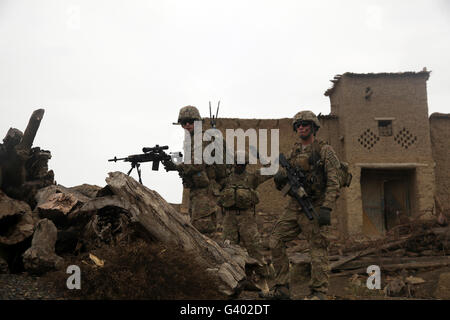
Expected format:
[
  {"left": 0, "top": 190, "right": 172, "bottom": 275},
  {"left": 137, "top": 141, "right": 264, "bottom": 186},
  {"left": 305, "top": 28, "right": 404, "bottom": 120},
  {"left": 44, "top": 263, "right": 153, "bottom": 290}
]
[
  {"left": 394, "top": 128, "right": 417, "bottom": 149},
  {"left": 358, "top": 129, "right": 380, "bottom": 150},
  {"left": 378, "top": 120, "right": 392, "bottom": 136}
]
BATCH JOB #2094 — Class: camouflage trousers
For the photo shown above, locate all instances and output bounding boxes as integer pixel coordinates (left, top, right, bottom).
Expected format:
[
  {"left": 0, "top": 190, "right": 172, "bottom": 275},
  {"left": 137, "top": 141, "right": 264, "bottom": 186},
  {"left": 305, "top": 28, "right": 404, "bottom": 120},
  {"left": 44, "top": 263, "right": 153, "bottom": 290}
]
[
  {"left": 189, "top": 188, "right": 220, "bottom": 235},
  {"left": 222, "top": 208, "right": 265, "bottom": 265},
  {"left": 269, "top": 206, "right": 330, "bottom": 294}
]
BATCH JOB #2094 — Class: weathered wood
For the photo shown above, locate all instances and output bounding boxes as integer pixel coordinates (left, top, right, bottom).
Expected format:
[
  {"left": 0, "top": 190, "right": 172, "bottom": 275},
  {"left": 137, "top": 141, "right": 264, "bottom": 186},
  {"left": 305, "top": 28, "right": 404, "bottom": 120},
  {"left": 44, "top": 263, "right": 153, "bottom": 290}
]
[
  {"left": 332, "top": 255, "right": 450, "bottom": 271},
  {"left": 105, "top": 171, "right": 247, "bottom": 296},
  {"left": 0, "top": 190, "right": 35, "bottom": 245},
  {"left": 332, "top": 256, "right": 450, "bottom": 277},
  {"left": 35, "top": 185, "right": 91, "bottom": 228},
  {"left": 22, "top": 218, "right": 64, "bottom": 274},
  {"left": 67, "top": 195, "right": 126, "bottom": 229},
  {"left": 35, "top": 185, "right": 91, "bottom": 207},
  {"left": 330, "top": 227, "right": 450, "bottom": 270},
  {"left": 16, "top": 109, "right": 45, "bottom": 152},
  {"left": 330, "top": 238, "right": 411, "bottom": 270}
]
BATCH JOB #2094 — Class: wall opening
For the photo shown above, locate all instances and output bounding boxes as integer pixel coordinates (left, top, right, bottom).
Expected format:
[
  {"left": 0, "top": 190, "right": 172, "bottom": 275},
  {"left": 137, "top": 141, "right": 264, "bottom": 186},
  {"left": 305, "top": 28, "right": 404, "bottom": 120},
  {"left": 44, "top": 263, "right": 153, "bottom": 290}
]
[
  {"left": 378, "top": 120, "right": 393, "bottom": 136},
  {"left": 361, "top": 168, "right": 415, "bottom": 235}
]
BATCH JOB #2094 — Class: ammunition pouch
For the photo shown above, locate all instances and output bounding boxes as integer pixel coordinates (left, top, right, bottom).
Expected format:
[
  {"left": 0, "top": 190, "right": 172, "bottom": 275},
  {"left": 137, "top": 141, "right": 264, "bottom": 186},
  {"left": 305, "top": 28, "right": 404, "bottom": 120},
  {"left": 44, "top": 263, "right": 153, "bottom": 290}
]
[{"left": 220, "top": 186, "right": 259, "bottom": 209}]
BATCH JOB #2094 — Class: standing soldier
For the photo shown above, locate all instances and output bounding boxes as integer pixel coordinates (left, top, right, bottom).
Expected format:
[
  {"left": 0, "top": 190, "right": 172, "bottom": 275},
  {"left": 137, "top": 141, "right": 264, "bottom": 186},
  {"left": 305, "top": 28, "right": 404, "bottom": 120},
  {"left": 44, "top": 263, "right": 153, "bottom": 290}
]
[
  {"left": 219, "top": 150, "right": 272, "bottom": 283},
  {"left": 261, "top": 110, "right": 341, "bottom": 300},
  {"left": 175, "top": 105, "right": 226, "bottom": 235}
]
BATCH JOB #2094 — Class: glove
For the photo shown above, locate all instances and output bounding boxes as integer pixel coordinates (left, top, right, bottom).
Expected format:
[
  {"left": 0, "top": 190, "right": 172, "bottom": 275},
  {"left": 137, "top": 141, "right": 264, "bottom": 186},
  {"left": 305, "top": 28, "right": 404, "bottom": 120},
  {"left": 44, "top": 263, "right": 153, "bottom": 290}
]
[
  {"left": 317, "top": 207, "right": 332, "bottom": 226},
  {"left": 274, "top": 169, "right": 288, "bottom": 191}
]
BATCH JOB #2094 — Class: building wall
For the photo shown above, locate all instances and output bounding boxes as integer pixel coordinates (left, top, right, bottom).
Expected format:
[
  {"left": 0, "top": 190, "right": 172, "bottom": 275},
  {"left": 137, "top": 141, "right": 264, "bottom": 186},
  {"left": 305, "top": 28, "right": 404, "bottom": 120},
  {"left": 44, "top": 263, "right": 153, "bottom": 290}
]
[
  {"left": 326, "top": 73, "right": 436, "bottom": 235},
  {"left": 430, "top": 114, "right": 450, "bottom": 213},
  {"left": 180, "top": 73, "right": 448, "bottom": 237}
]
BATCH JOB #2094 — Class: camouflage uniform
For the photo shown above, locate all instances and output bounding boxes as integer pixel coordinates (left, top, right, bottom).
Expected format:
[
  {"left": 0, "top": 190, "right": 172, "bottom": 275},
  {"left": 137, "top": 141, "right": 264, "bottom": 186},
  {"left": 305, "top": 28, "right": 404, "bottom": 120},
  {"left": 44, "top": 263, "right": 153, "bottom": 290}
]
[
  {"left": 176, "top": 106, "right": 227, "bottom": 235},
  {"left": 269, "top": 111, "right": 341, "bottom": 298},
  {"left": 220, "top": 164, "right": 272, "bottom": 266}
]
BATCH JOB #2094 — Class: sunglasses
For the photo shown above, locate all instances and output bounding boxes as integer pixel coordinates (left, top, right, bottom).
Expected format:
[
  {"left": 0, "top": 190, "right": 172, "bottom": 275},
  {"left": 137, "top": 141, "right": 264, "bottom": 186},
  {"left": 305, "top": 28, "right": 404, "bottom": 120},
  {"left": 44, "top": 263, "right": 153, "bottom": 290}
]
[
  {"left": 180, "top": 118, "right": 196, "bottom": 126},
  {"left": 293, "top": 120, "right": 312, "bottom": 131}
]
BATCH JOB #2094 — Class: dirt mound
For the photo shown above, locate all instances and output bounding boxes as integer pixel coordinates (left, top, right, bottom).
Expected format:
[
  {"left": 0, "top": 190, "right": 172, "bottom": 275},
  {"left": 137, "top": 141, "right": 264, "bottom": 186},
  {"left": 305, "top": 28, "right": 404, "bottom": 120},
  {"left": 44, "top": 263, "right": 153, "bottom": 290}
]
[{"left": 43, "top": 240, "right": 225, "bottom": 300}]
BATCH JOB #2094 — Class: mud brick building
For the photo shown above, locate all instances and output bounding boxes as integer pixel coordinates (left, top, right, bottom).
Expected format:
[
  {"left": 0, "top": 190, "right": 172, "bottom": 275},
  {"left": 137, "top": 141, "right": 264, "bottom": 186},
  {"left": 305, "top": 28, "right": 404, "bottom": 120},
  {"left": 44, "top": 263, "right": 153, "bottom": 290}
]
[{"left": 182, "top": 70, "right": 449, "bottom": 237}]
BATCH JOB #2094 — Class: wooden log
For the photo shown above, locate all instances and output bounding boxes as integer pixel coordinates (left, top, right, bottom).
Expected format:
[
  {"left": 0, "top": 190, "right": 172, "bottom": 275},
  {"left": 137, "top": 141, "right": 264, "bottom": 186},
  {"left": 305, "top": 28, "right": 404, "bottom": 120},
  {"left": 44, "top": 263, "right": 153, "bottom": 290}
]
[
  {"left": 105, "top": 171, "right": 247, "bottom": 296},
  {"left": 332, "top": 255, "right": 450, "bottom": 271},
  {"left": 330, "top": 238, "right": 411, "bottom": 270},
  {"left": 35, "top": 185, "right": 91, "bottom": 228},
  {"left": 330, "top": 227, "right": 450, "bottom": 270},
  {"left": 16, "top": 109, "right": 45, "bottom": 152},
  {"left": 0, "top": 190, "right": 35, "bottom": 245},
  {"left": 331, "top": 256, "right": 450, "bottom": 277}
]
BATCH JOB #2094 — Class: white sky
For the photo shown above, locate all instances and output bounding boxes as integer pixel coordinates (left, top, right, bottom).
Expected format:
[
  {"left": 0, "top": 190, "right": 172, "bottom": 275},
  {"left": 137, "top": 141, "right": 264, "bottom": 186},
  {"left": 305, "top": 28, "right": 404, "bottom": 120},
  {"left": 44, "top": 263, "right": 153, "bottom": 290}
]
[{"left": 1, "top": 0, "right": 449, "bottom": 203}]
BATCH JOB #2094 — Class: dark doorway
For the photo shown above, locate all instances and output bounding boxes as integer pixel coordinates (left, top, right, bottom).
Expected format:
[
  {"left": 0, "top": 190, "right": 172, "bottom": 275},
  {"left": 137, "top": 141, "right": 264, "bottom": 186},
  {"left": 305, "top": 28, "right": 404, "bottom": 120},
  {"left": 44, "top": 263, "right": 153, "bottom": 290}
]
[
  {"left": 361, "top": 168, "right": 414, "bottom": 235},
  {"left": 384, "top": 179, "right": 411, "bottom": 230}
]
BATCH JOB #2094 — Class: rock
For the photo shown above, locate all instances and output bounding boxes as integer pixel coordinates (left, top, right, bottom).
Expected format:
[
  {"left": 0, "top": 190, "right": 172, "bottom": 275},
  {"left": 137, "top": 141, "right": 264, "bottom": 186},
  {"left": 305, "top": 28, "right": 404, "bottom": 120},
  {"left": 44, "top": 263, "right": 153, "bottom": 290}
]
[
  {"left": 22, "top": 219, "right": 64, "bottom": 274},
  {"left": 434, "top": 272, "right": 450, "bottom": 299},
  {"left": 0, "top": 190, "right": 35, "bottom": 245}
]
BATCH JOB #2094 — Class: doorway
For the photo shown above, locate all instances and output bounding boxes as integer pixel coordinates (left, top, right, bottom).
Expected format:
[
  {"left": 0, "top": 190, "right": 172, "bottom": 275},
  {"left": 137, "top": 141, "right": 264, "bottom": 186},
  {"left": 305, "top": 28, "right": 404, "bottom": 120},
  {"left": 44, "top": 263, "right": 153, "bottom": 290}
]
[{"left": 361, "top": 168, "right": 414, "bottom": 235}]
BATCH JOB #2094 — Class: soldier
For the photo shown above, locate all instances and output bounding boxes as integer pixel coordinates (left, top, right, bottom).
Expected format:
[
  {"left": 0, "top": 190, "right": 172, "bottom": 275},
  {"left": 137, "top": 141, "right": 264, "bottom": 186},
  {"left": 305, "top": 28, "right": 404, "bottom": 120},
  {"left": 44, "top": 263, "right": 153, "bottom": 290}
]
[
  {"left": 219, "top": 150, "right": 272, "bottom": 281},
  {"left": 175, "top": 105, "right": 226, "bottom": 235},
  {"left": 261, "top": 110, "right": 341, "bottom": 300}
]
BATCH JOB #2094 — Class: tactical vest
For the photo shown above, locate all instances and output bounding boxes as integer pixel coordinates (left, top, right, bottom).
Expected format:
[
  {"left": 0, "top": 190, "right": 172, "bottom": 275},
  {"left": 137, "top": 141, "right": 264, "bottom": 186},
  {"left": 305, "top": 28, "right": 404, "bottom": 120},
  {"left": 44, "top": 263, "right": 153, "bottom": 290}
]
[
  {"left": 289, "top": 140, "right": 327, "bottom": 201},
  {"left": 289, "top": 140, "right": 352, "bottom": 198},
  {"left": 220, "top": 171, "right": 259, "bottom": 209}
]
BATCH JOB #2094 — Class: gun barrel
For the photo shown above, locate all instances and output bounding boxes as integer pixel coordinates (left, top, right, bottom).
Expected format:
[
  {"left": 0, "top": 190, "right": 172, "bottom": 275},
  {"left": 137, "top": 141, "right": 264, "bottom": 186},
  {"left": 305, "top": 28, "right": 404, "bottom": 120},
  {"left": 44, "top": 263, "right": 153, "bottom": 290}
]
[{"left": 108, "top": 156, "right": 127, "bottom": 162}]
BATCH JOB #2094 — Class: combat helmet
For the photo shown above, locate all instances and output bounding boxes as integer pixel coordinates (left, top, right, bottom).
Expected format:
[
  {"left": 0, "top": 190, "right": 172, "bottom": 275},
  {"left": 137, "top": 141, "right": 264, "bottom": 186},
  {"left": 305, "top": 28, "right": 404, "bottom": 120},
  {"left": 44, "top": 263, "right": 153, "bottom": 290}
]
[
  {"left": 177, "top": 105, "right": 201, "bottom": 124},
  {"left": 292, "top": 110, "right": 321, "bottom": 131}
]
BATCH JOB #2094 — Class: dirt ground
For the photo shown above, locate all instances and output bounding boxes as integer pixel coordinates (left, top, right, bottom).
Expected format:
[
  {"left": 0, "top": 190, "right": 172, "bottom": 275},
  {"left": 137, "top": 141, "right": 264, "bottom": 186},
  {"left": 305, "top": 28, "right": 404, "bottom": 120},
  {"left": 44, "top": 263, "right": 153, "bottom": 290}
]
[{"left": 2, "top": 250, "right": 448, "bottom": 300}]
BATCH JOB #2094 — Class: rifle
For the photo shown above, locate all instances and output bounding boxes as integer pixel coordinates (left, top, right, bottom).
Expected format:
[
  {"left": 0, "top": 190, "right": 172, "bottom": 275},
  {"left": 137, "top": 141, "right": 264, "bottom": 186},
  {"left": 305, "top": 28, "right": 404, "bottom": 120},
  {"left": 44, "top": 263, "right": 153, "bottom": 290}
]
[
  {"left": 278, "top": 153, "right": 318, "bottom": 221},
  {"left": 108, "top": 144, "right": 182, "bottom": 184}
]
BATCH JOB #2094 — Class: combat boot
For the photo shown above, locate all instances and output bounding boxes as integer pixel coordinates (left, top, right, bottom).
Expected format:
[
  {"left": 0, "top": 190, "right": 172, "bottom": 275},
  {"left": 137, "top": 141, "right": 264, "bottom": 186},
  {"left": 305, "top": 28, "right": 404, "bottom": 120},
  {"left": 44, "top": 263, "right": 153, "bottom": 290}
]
[{"left": 258, "top": 284, "right": 290, "bottom": 300}]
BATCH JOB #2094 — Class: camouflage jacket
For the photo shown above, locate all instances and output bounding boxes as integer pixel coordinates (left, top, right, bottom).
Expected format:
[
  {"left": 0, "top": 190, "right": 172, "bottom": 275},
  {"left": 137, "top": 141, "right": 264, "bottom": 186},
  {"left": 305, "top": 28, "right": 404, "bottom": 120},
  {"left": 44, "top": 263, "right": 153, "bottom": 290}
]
[
  {"left": 177, "top": 131, "right": 228, "bottom": 191},
  {"left": 219, "top": 166, "right": 272, "bottom": 209},
  {"left": 279, "top": 139, "right": 340, "bottom": 209},
  {"left": 221, "top": 167, "right": 272, "bottom": 192}
]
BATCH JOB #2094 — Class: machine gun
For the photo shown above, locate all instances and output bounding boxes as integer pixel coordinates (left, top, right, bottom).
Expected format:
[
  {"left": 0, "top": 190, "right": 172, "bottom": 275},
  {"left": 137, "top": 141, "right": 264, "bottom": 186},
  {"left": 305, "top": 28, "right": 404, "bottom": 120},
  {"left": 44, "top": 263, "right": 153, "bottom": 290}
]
[
  {"left": 278, "top": 153, "right": 318, "bottom": 221},
  {"left": 108, "top": 145, "right": 182, "bottom": 184}
]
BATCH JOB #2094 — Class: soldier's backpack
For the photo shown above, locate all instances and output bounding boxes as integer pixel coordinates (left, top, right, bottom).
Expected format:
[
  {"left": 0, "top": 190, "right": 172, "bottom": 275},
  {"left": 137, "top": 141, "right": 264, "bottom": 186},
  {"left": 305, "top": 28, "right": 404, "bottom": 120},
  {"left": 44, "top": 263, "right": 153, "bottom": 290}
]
[
  {"left": 311, "top": 140, "right": 352, "bottom": 189},
  {"left": 337, "top": 161, "right": 352, "bottom": 188}
]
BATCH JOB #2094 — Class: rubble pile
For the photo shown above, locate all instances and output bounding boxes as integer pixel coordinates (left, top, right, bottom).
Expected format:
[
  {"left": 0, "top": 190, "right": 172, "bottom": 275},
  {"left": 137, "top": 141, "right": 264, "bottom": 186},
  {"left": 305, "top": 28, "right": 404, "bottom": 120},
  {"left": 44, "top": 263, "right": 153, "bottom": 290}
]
[
  {"left": 0, "top": 110, "right": 260, "bottom": 299},
  {"left": 290, "top": 217, "right": 450, "bottom": 298}
]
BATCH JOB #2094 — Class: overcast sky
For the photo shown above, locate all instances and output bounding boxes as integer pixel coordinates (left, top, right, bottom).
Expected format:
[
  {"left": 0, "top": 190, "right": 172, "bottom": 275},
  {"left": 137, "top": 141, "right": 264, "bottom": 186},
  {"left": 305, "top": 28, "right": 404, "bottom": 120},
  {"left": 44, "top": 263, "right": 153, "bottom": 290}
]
[{"left": 1, "top": 0, "right": 449, "bottom": 203}]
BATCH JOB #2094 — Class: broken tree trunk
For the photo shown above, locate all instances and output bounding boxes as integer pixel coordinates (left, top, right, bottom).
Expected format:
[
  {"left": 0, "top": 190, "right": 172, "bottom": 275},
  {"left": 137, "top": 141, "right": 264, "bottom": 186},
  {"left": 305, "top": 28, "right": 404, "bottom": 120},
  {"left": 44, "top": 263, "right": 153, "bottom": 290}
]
[
  {"left": 0, "top": 190, "right": 35, "bottom": 246},
  {"left": 105, "top": 171, "right": 247, "bottom": 296},
  {"left": 22, "top": 218, "right": 64, "bottom": 274},
  {"left": 15, "top": 109, "right": 45, "bottom": 152}
]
